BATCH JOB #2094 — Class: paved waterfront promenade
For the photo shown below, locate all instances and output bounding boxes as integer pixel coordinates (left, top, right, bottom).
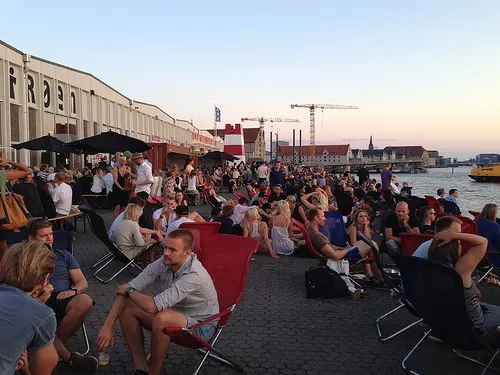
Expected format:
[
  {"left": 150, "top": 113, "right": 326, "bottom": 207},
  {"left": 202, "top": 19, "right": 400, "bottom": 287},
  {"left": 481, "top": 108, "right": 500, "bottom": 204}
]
[{"left": 56, "top": 200, "right": 499, "bottom": 375}]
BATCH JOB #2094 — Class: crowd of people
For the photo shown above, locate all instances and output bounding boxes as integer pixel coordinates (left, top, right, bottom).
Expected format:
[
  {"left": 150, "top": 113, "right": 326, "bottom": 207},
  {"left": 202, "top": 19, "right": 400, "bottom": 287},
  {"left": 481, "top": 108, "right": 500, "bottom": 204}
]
[{"left": 0, "top": 153, "right": 499, "bottom": 374}]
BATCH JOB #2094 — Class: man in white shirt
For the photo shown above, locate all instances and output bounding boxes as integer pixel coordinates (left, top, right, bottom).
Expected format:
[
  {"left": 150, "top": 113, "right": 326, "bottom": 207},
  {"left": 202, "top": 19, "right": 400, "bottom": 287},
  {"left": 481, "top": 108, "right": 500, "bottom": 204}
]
[
  {"left": 153, "top": 195, "right": 177, "bottom": 234},
  {"left": 166, "top": 206, "right": 206, "bottom": 235},
  {"left": 103, "top": 169, "right": 114, "bottom": 195},
  {"left": 257, "top": 163, "right": 268, "bottom": 184},
  {"left": 230, "top": 197, "right": 249, "bottom": 225},
  {"left": 51, "top": 172, "right": 73, "bottom": 216},
  {"left": 133, "top": 153, "right": 154, "bottom": 200}
]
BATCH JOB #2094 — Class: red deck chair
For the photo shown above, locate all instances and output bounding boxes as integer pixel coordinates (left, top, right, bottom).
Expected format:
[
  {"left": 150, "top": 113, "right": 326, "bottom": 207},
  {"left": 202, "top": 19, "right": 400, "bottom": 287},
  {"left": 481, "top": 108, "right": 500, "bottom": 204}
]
[
  {"left": 424, "top": 195, "right": 444, "bottom": 214},
  {"left": 233, "top": 191, "right": 245, "bottom": 201},
  {"left": 400, "top": 233, "right": 434, "bottom": 256},
  {"left": 179, "top": 222, "right": 221, "bottom": 262},
  {"left": 435, "top": 213, "right": 477, "bottom": 254},
  {"left": 203, "top": 190, "right": 215, "bottom": 208},
  {"left": 164, "top": 234, "right": 258, "bottom": 374},
  {"left": 469, "top": 210, "right": 481, "bottom": 219},
  {"left": 291, "top": 218, "right": 325, "bottom": 261}
]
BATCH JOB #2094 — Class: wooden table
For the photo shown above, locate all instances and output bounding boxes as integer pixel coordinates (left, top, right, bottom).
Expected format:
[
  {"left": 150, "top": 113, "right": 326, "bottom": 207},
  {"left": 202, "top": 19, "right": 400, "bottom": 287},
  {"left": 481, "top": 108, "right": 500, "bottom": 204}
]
[{"left": 48, "top": 211, "right": 86, "bottom": 232}]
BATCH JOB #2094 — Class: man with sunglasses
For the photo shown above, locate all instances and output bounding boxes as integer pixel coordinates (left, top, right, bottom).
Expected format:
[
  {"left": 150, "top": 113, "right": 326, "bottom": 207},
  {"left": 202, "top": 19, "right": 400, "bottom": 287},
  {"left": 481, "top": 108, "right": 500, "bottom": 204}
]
[{"left": 28, "top": 219, "right": 98, "bottom": 372}]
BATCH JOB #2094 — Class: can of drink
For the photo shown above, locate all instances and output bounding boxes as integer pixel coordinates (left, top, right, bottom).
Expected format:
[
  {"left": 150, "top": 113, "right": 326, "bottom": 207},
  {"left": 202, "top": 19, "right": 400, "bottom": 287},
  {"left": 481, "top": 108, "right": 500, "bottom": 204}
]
[{"left": 98, "top": 351, "right": 110, "bottom": 366}]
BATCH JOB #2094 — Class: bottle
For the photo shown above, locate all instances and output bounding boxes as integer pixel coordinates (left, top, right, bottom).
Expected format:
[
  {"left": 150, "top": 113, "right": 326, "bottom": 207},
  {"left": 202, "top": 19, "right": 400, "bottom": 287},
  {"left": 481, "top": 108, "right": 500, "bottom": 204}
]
[{"left": 98, "top": 351, "right": 110, "bottom": 366}]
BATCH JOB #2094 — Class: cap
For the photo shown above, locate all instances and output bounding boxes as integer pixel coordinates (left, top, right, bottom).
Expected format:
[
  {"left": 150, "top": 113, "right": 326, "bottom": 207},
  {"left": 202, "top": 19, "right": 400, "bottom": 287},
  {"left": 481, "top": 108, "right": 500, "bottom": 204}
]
[
  {"left": 175, "top": 205, "right": 189, "bottom": 215},
  {"left": 274, "top": 184, "right": 283, "bottom": 189},
  {"left": 123, "top": 151, "right": 132, "bottom": 158}
]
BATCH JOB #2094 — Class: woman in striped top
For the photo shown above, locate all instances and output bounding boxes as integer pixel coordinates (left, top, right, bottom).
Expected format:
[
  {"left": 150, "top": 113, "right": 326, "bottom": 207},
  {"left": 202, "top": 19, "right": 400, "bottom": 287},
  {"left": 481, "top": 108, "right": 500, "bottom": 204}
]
[{"left": 427, "top": 231, "right": 496, "bottom": 334}]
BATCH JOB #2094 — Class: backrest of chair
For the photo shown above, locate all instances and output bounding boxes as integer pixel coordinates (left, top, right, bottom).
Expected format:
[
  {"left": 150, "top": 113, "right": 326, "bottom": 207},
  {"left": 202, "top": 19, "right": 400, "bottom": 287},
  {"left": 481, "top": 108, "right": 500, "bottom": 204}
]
[
  {"left": 389, "top": 253, "right": 482, "bottom": 350},
  {"left": 400, "top": 233, "right": 434, "bottom": 256},
  {"left": 6, "top": 230, "right": 73, "bottom": 254},
  {"left": 179, "top": 222, "right": 221, "bottom": 262},
  {"left": 425, "top": 195, "right": 443, "bottom": 214},
  {"left": 79, "top": 206, "right": 108, "bottom": 240},
  {"left": 335, "top": 193, "right": 354, "bottom": 216},
  {"left": 438, "top": 198, "right": 461, "bottom": 215},
  {"left": 469, "top": 210, "right": 481, "bottom": 219},
  {"left": 139, "top": 202, "right": 162, "bottom": 230},
  {"left": 291, "top": 218, "right": 325, "bottom": 260},
  {"left": 202, "top": 234, "right": 258, "bottom": 324},
  {"left": 324, "top": 211, "right": 346, "bottom": 246}
]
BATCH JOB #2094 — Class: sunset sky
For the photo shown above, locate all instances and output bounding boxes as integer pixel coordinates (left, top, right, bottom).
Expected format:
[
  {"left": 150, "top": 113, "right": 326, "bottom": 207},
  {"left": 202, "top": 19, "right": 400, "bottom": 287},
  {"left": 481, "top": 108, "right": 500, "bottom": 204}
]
[{"left": 2, "top": 0, "right": 498, "bottom": 158}]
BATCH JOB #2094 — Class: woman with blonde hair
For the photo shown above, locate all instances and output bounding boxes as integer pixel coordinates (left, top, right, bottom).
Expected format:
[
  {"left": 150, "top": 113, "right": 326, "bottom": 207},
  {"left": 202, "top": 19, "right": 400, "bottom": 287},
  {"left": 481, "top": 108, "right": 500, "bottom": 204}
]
[
  {"left": 110, "top": 204, "right": 159, "bottom": 262},
  {"left": 347, "top": 209, "right": 383, "bottom": 284},
  {"left": 241, "top": 207, "right": 279, "bottom": 259},
  {"left": 270, "top": 200, "right": 295, "bottom": 255},
  {"left": 301, "top": 188, "right": 332, "bottom": 239}
]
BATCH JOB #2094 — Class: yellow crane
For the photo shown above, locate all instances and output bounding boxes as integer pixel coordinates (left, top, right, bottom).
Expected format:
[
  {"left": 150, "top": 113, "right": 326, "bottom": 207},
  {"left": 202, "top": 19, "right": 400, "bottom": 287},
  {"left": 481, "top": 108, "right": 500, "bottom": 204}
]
[{"left": 290, "top": 104, "right": 358, "bottom": 155}]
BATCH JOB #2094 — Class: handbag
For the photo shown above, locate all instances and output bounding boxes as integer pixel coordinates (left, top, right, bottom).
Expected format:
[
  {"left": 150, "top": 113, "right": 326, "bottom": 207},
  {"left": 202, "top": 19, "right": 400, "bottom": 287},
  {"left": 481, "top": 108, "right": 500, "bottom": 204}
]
[
  {"left": 0, "top": 170, "right": 32, "bottom": 230},
  {"left": 304, "top": 265, "right": 349, "bottom": 299},
  {"left": 326, "top": 258, "right": 359, "bottom": 294}
]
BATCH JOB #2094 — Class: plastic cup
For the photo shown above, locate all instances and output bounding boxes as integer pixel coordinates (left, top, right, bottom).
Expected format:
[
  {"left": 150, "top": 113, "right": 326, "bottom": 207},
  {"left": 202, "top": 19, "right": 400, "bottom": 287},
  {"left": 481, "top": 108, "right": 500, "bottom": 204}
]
[{"left": 98, "top": 352, "right": 110, "bottom": 366}]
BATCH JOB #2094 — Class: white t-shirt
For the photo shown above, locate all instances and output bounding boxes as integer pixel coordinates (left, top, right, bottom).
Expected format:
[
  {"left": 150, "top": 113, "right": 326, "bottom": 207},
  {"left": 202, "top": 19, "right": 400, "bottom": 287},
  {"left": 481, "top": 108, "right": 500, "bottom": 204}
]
[
  {"left": 187, "top": 176, "right": 197, "bottom": 191},
  {"left": 108, "top": 211, "right": 124, "bottom": 239},
  {"left": 257, "top": 165, "right": 268, "bottom": 179},
  {"left": 135, "top": 161, "right": 153, "bottom": 194},
  {"left": 52, "top": 182, "right": 73, "bottom": 215},
  {"left": 91, "top": 175, "right": 104, "bottom": 194},
  {"left": 152, "top": 208, "right": 176, "bottom": 233},
  {"left": 230, "top": 204, "right": 249, "bottom": 224},
  {"left": 232, "top": 170, "right": 240, "bottom": 179},
  {"left": 166, "top": 217, "right": 194, "bottom": 235},
  {"left": 103, "top": 173, "right": 114, "bottom": 193}
]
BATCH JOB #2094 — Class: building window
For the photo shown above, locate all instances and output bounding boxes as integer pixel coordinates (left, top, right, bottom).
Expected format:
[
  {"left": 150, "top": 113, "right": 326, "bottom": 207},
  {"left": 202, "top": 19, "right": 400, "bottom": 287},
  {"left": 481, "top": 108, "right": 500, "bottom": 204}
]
[{"left": 10, "top": 103, "right": 20, "bottom": 142}]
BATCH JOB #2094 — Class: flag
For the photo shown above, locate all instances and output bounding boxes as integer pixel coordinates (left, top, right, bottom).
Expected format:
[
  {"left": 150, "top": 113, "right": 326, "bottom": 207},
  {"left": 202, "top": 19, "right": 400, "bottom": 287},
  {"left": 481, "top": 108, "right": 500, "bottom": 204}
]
[{"left": 215, "top": 106, "right": 221, "bottom": 122}]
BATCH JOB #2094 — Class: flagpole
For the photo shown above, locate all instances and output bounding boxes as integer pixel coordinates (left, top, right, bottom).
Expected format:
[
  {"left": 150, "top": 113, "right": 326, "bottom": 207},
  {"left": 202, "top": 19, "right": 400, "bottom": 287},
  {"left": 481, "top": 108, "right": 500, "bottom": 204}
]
[{"left": 214, "top": 104, "right": 217, "bottom": 138}]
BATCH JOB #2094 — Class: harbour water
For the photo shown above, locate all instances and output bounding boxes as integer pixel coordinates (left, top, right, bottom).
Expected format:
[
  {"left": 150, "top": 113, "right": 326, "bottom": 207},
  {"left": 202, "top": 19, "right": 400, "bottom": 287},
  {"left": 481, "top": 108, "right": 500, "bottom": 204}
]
[{"left": 392, "top": 167, "right": 499, "bottom": 215}]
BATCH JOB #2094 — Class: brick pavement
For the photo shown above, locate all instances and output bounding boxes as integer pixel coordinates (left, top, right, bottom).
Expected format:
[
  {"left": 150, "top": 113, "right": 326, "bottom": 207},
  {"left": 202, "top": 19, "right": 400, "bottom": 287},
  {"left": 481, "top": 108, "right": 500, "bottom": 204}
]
[{"left": 55, "top": 200, "right": 500, "bottom": 375}]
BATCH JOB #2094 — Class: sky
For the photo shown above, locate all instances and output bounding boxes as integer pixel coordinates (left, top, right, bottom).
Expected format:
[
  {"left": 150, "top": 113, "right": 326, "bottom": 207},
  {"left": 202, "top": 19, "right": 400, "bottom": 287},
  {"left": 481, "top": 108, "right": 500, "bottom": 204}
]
[{"left": 1, "top": 0, "right": 499, "bottom": 159}]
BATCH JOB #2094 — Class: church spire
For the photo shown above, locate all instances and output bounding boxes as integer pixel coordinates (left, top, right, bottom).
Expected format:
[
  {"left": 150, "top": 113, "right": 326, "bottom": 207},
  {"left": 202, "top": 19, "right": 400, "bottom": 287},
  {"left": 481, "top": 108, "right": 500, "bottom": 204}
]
[{"left": 369, "top": 135, "right": 373, "bottom": 150}]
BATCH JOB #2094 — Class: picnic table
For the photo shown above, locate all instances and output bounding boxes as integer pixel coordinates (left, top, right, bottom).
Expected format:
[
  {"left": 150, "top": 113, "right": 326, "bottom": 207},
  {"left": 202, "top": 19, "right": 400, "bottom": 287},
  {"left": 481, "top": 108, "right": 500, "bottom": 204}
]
[{"left": 48, "top": 210, "right": 86, "bottom": 232}]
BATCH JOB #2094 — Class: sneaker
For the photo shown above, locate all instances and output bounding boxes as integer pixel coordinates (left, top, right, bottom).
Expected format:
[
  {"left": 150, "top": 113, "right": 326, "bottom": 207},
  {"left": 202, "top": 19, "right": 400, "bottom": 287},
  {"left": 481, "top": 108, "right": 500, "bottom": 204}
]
[{"left": 68, "top": 352, "right": 98, "bottom": 373}]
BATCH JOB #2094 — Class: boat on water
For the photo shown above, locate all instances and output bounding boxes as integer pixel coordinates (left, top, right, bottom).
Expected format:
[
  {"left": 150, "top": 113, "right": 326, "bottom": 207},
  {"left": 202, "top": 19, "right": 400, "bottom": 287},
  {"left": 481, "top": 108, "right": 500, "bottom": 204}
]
[{"left": 468, "top": 164, "right": 500, "bottom": 182}]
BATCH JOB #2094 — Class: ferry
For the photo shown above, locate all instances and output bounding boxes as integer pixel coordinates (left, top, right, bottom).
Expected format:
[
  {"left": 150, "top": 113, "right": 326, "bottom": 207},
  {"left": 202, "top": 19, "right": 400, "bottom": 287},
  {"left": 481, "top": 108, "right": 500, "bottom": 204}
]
[{"left": 468, "top": 164, "right": 500, "bottom": 182}]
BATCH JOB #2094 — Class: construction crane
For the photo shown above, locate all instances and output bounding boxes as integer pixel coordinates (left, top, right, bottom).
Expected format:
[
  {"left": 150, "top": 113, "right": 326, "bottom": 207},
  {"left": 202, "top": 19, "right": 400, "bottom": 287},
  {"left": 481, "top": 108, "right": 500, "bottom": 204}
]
[{"left": 290, "top": 104, "right": 358, "bottom": 155}]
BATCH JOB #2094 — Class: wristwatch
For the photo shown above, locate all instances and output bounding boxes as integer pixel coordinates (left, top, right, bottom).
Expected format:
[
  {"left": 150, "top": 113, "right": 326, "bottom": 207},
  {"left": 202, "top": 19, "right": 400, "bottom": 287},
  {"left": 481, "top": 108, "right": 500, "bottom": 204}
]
[
  {"left": 124, "top": 287, "right": 136, "bottom": 297},
  {"left": 71, "top": 288, "right": 78, "bottom": 296}
]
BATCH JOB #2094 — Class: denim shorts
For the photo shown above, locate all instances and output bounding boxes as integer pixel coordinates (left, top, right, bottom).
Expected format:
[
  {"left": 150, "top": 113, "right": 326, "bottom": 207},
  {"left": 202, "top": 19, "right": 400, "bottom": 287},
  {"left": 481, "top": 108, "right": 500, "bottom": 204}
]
[
  {"left": 186, "top": 316, "right": 216, "bottom": 341},
  {"left": 345, "top": 247, "right": 362, "bottom": 260}
]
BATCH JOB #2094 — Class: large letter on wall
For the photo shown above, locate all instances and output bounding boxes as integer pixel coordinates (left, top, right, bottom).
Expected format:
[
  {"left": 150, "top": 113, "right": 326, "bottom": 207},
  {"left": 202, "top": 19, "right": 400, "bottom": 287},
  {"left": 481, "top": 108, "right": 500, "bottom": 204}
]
[
  {"left": 43, "top": 80, "right": 51, "bottom": 108},
  {"left": 57, "top": 85, "right": 64, "bottom": 111},
  {"left": 27, "top": 74, "right": 36, "bottom": 104},
  {"left": 9, "top": 67, "right": 17, "bottom": 100}
]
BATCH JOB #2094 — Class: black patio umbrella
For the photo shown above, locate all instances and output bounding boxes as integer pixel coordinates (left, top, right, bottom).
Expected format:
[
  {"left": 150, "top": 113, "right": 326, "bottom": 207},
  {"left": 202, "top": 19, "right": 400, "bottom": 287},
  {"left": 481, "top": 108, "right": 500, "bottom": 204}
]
[
  {"left": 12, "top": 134, "right": 80, "bottom": 154},
  {"left": 201, "top": 151, "right": 239, "bottom": 162},
  {"left": 66, "top": 130, "right": 151, "bottom": 154}
]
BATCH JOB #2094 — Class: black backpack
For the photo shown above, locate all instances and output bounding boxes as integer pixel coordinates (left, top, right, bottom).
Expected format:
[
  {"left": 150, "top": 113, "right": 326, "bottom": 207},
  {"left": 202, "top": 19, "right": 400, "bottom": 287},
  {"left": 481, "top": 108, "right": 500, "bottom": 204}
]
[{"left": 305, "top": 266, "right": 349, "bottom": 299}]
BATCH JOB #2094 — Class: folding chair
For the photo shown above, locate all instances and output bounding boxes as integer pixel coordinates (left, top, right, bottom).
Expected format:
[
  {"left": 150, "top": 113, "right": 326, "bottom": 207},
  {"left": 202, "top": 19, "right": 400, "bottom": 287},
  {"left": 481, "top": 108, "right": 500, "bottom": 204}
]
[
  {"left": 424, "top": 195, "right": 444, "bottom": 214},
  {"left": 233, "top": 191, "right": 245, "bottom": 201},
  {"left": 400, "top": 233, "right": 434, "bottom": 256},
  {"left": 390, "top": 252, "right": 500, "bottom": 375},
  {"left": 164, "top": 234, "right": 258, "bottom": 374},
  {"left": 469, "top": 210, "right": 481, "bottom": 219},
  {"left": 369, "top": 241, "right": 423, "bottom": 342},
  {"left": 179, "top": 222, "right": 221, "bottom": 262},
  {"left": 438, "top": 198, "right": 461, "bottom": 215},
  {"left": 324, "top": 211, "right": 347, "bottom": 247},
  {"left": 291, "top": 218, "right": 325, "bottom": 261},
  {"left": 79, "top": 206, "right": 159, "bottom": 284}
]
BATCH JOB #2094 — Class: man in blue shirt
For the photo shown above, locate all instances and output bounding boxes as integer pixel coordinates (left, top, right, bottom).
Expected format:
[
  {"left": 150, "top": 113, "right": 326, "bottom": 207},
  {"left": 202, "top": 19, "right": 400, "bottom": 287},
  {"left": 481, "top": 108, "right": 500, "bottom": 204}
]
[
  {"left": 0, "top": 240, "right": 58, "bottom": 375},
  {"left": 269, "top": 161, "right": 285, "bottom": 189},
  {"left": 29, "top": 219, "right": 98, "bottom": 373},
  {"left": 413, "top": 216, "right": 462, "bottom": 258},
  {"left": 380, "top": 162, "right": 392, "bottom": 191}
]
